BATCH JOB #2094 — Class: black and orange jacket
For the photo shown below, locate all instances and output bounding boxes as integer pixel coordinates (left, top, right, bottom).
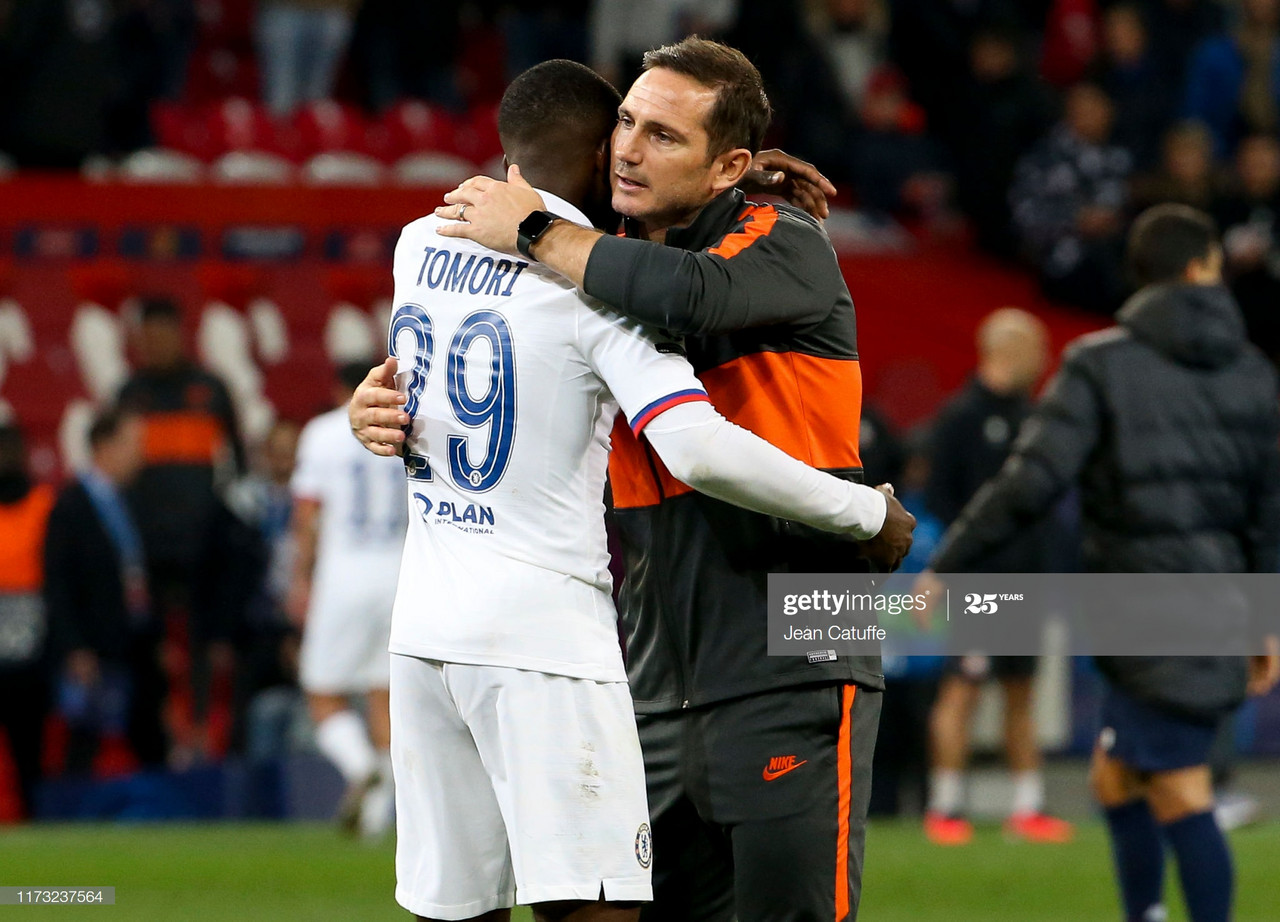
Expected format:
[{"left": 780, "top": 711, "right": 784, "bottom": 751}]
[
  {"left": 117, "top": 363, "right": 244, "bottom": 569},
  {"left": 585, "top": 188, "right": 884, "bottom": 713}
]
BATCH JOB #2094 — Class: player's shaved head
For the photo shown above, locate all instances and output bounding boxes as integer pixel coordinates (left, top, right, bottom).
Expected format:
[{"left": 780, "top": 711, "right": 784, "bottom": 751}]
[
  {"left": 498, "top": 60, "right": 620, "bottom": 220},
  {"left": 976, "top": 307, "right": 1049, "bottom": 394}
]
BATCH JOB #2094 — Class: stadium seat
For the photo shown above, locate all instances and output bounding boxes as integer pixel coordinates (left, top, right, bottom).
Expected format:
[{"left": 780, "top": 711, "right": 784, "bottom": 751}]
[
  {"left": 117, "top": 149, "right": 206, "bottom": 184},
  {"left": 57, "top": 398, "right": 96, "bottom": 474},
  {"left": 301, "top": 152, "right": 386, "bottom": 187},
  {"left": 450, "top": 104, "right": 503, "bottom": 168},
  {"left": 210, "top": 150, "right": 295, "bottom": 184},
  {"left": 382, "top": 100, "right": 455, "bottom": 161},
  {"left": 292, "top": 100, "right": 368, "bottom": 158},
  {"left": 249, "top": 297, "right": 290, "bottom": 366},
  {"left": 392, "top": 152, "right": 477, "bottom": 187},
  {"left": 197, "top": 301, "right": 276, "bottom": 444},
  {"left": 208, "top": 97, "right": 278, "bottom": 156},
  {"left": 323, "top": 304, "right": 381, "bottom": 365},
  {"left": 69, "top": 305, "right": 129, "bottom": 405},
  {"left": 150, "top": 102, "right": 220, "bottom": 162}
]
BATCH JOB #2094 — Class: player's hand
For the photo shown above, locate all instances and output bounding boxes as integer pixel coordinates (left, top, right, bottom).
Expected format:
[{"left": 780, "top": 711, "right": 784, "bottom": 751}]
[
  {"left": 1247, "top": 635, "right": 1280, "bottom": 697},
  {"left": 740, "top": 149, "right": 837, "bottom": 220},
  {"left": 911, "top": 569, "right": 946, "bottom": 631},
  {"left": 349, "top": 357, "right": 409, "bottom": 457},
  {"left": 435, "top": 164, "right": 547, "bottom": 254},
  {"left": 857, "top": 484, "right": 915, "bottom": 572}
]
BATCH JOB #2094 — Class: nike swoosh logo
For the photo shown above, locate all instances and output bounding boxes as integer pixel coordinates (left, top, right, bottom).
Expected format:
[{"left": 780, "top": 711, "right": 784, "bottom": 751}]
[{"left": 762, "top": 759, "right": 808, "bottom": 781}]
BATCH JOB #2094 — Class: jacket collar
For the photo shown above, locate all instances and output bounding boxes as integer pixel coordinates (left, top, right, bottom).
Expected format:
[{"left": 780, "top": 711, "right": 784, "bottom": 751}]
[{"left": 622, "top": 188, "right": 747, "bottom": 252}]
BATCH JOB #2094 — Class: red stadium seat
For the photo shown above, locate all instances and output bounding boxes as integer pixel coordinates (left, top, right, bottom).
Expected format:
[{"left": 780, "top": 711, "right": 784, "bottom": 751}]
[
  {"left": 381, "top": 101, "right": 457, "bottom": 161},
  {"left": 291, "top": 100, "right": 369, "bottom": 159}
]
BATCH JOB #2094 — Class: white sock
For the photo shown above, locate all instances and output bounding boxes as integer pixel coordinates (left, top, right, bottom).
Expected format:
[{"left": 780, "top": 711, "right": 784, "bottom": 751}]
[
  {"left": 359, "top": 750, "right": 396, "bottom": 839},
  {"left": 929, "top": 769, "right": 964, "bottom": 815},
  {"left": 315, "top": 710, "right": 377, "bottom": 785},
  {"left": 1011, "top": 770, "right": 1045, "bottom": 815}
]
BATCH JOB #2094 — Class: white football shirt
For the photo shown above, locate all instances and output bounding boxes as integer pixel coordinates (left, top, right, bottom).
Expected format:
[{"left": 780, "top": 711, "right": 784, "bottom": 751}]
[
  {"left": 292, "top": 407, "right": 407, "bottom": 610},
  {"left": 387, "top": 192, "right": 709, "bottom": 681}
]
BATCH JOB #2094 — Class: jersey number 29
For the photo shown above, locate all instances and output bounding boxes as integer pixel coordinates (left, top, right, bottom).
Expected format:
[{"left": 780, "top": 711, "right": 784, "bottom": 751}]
[{"left": 389, "top": 304, "right": 516, "bottom": 493}]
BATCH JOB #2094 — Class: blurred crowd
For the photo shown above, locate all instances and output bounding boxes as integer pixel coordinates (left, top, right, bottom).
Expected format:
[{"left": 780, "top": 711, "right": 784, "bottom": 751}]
[{"left": 3, "top": 0, "right": 1280, "bottom": 326}]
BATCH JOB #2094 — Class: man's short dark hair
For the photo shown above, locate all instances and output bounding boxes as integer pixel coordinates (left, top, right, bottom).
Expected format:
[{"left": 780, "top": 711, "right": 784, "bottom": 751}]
[
  {"left": 89, "top": 407, "right": 131, "bottom": 450},
  {"left": 139, "top": 296, "right": 181, "bottom": 323},
  {"left": 498, "top": 59, "right": 621, "bottom": 154},
  {"left": 643, "top": 37, "right": 772, "bottom": 157},
  {"left": 337, "top": 361, "right": 370, "bottom": 393},
  {"left": 1127, "top": 204, "right": 1219, "bottom": 288}
]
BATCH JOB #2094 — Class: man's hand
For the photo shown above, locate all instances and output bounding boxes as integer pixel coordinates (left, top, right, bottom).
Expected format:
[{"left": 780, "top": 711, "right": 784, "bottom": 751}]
[
  {"left": 740, "top": 149, "right": 838, "bottom": 220},
  {"left": 1247, "top": 635, "right": 1280, "bottom": 697},
  {"left": 436, "top": 164, "right": 547, "bottom": 253},
  {"left": 857, "top": 484, "right": 916, "bottom": 572},
  {"left": 349, "top": 357, "right": 409, "bottom": 457}
]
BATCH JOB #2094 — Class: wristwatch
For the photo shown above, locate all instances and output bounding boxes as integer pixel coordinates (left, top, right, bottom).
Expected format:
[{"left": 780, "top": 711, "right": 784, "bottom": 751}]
[{"left": 517, "top": 211, "right": 557, "bottom": 260}]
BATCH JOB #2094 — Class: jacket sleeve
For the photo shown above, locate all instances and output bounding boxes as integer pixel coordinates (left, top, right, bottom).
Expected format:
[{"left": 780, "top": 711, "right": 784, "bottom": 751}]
[
  {"left": 932, "top": 347, "right": 1102, "bottom": 572},
  {"left": 582, "top": 206, "right": 844, "bottom": 335},
  {"left": 1246, "top": 365, "right": 1280, "bottom": 573}
]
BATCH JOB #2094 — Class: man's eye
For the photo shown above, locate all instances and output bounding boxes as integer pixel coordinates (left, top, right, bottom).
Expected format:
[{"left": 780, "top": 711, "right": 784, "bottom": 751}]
[{"left": 655, "top": 133, "right": 671, "bottom": 143}]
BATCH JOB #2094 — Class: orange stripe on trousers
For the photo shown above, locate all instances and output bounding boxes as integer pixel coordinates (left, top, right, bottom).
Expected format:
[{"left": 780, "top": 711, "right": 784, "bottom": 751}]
[{"left": 836, "top": 684, "right": 856, "bottom": 921}]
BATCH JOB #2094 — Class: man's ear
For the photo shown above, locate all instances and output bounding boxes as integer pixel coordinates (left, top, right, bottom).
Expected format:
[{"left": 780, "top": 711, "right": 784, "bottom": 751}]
[{"left": 710, "top": 148, "right": 754, "bottom": 194}]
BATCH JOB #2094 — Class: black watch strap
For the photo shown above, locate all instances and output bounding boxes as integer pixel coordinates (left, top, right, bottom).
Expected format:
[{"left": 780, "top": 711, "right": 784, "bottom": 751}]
[{"left": 517, "top": 211, "right": 557, "bottom": 260}]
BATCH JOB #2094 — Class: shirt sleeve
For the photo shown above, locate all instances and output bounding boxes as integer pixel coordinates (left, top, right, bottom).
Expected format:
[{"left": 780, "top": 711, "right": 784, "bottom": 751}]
[
  {"left": 575, "top": 300, "right": 711, "bottom": 433},
  {"left": 289, "top": 420, "right": 328, "bottom": 501},
  {"left": 643, "top": 402, "right": 887, "bottom": 540},
  {"left": 582, "top": 204, "right": 845, "bottom": 336}
]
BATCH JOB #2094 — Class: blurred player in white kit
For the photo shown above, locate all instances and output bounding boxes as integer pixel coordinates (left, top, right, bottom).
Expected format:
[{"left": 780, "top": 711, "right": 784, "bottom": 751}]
[{"left": 289, "top": 361, "right": 406, "bottom": 839}]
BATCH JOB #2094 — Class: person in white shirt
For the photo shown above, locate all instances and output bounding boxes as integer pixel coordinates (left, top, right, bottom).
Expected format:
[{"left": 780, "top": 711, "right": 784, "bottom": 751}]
[
  {"left": 354, "top": 60, "right": 913, "bottom": 922},
  {"left": 289, "top": 362, "right": 406, "bottom": 839}
]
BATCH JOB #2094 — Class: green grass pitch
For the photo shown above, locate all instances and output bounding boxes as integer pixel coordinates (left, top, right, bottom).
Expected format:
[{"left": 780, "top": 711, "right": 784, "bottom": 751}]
[{"left": 2, "top": 820, "right": 1276, "bottom": 920}]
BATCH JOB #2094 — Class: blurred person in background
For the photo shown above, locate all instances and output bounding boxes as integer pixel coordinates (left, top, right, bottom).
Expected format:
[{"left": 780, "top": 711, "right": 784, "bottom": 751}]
[
  {"left": 116, "top": 296, "right": 244, "bottom": 765},
  {"left": 1183, "top": 0, "right": 1280, "bottom": 157},
  {"left": 590, "top": 0, "right": 737, "bottom": 89},
  {"left": 0, "top": 423, "right": 56, "bottom": 819},
  {"left": 256, "top": 0, "right": 362, "bottom": 117},
  {"left": 1010, "top": 82, "right": 1133, "bottom": 311},
  {"left": 288, "top": 363, "right": 404, "bottom": 839},
  {"left": 349, "top": 0, "right": 462, "bottom": 112},
  {"left": 890, "top": 0, "right": 1030, "bottom": 138},
  {"left": 0, "top": 0, "right": 124, "bottom": 167},
  {"left": 500, "top": 0, "right": 591, "bottom": 82},
  {"left": 848, "top": 66, "right": 950, "bottom": 221},
  {"left": 1213, "top": 133, "right": 1280, "bottom": 366},
  {"left": 1141, "top": 0, "right": 1226, "bottom": 88},
  {"left": 923, "top": 204, "right": 1280, "bottom": 922},
  {"left": 869, "top": 430, "right": 946, "bottom": 819},
  {"left": 945, "top": 24, "right": 1056, "bottom": 258},
  {"left": 1094, "top": 3, "right": 1179, "bottom": 170},
  {"left": 226, "top": 419, "right": 305, "bottom": 764},
  {"left": 1130, "top": 119, "right": 1221, "bottom": 213},
  {"left": 43, "top": 409, "right": 167, "bottom": 771},
  {"left": 919, "top": 308, "right": 1074, "bottom": 846}
]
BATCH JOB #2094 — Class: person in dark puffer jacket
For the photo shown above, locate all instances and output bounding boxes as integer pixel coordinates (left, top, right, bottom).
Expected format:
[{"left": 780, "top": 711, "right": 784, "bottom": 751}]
[{"left": 927, "top": 203, "right": 1280, "bottom": 922}]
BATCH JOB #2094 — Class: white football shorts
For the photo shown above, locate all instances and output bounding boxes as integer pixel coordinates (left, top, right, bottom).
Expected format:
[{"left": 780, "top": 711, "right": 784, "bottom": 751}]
[
  {"left": 298, "top": 582, "right": 395, "bottom": 694},
  {"left": 390, "top": 654, "right": 653, "bottom": 919}
]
